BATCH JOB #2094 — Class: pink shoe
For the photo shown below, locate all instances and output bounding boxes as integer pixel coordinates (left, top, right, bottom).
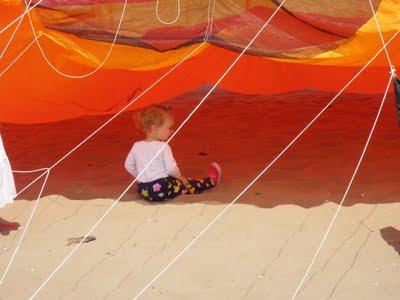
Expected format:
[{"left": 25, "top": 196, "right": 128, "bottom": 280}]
[{"left": 208, "top": 162, "right": 221, "bottom": 185}]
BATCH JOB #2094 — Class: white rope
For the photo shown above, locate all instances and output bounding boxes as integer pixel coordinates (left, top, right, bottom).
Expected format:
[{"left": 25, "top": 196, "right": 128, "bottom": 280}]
[
  {"left": 0, "top": 19, "right": 208, "bottom": 285},
  {"left": 49, "top": 44, "right": 206, "bottom": 172},
  {"left": 131, "top": 32, "right": 400, "bottom": 299},
  {"left": 155, "top": 0, "right": 181, "bottom": 25},
  {"left": 2, "top": 1, "right": 398, "bottom": 296},
  {"left": 1, "top": 0, "right": 212, "bottom": 196},
  {"left": 368, "top": 0, "right": 394, "bottom": 68},
  {"left": 27, "top": 1, "right": 288, "bottom": 298},
  {"left": 0, "top": 9, "right": 208, "bottom": 281},
  {"left": 203, "top": 0, "right": 216, "bottom": 41},
  {"left": 0, "top": 0, "right": 35, "bottom": 61},
  {"left": 291, "top": 5, "right": 397, "bottom": 298},
  {"left": 0, "top": 41, "right": 206, "bottom": 286},
  {"left": 0, "top": 21, "right": 22, "bottom": 60},
  {"left": 291, "top": 75, "right": 392, "bottom": 299},
  {"left": 3, "top": 0, "right": 213, "bottom": 197},
  {"left": 22, "top": 0, "right": 128, "bottom": 78},
  {"left": 8, "top": 39, "right": 204, "bottom": 197},
  {"left": 0, "top": 0, "right": 43, "bottom": 36},
  {"left": 209, "top": 0, "right": 217, "bottom": 39},
  {"left": 1, "top": 0, "right": 206, "bottom": 286},
  {"left": 21, "top": 0, "right": 211, "bottom": 78},
  {"left": 203, "top": 0, "right": 212, "bottom": 41},
  {"left": 0, "top": 34, "right": 41, "bottom": 77},
  {"left": 12, "top": 168, "right": 49, "bottom": 173},
  {"left": 27, "top": 9, "right": 400, "bottom": 300},
  {"left": 0, "top": 2, "right": 208, "bottom": 281},
  {"left": 0, "top": 169, "right": 50, "bottom": 286}
]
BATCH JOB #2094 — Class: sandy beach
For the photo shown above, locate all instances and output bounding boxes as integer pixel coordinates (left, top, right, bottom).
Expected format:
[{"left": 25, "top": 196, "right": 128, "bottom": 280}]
[{"left": 0, "top": 197, "right": 399, "bottom": 299}]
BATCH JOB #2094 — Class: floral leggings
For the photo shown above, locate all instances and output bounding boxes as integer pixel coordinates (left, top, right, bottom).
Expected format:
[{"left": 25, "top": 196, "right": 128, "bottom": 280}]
[{"left": 137, "top": 176, "right": 215, "bottom": 202}]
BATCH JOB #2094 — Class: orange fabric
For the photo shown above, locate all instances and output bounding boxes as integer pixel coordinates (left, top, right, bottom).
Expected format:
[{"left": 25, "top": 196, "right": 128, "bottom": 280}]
[{"left": 0, "top": 1, "right": 399, "bottom": 124}]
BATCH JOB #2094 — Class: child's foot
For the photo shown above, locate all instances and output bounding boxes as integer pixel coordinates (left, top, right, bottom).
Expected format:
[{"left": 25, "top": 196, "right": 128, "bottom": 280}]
[{"left": 208, "top": 162, "right": 221, "bottom": 185}]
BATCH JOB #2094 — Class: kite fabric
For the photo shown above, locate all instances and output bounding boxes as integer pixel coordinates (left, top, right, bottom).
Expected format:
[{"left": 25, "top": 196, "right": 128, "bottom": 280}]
[{"left": 0, "top": 0, "right": 399, "bottom": 124}]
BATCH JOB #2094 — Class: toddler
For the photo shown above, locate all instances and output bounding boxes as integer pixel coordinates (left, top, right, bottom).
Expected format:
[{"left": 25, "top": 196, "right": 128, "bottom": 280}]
[{"left": 125, "top": 105, "right": 221, "bottom": 202}]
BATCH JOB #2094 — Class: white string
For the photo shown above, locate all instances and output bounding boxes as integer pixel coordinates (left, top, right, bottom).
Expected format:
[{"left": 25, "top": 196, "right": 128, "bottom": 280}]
[
  {"left": 2, "top": 1, "right": 398, "bottom": 296},
  {"left": 9, "top": 0, "right": 207, "bottom": 199},
  {"left": 7, "top": 40, "right": 205, "bottom": 200},
  {"left": 209, "top": 0, "right": 217, "bottom": 39},
  {"left": 368, "top": 0, "right": 393, "bottom": 66},
  {"left": 12, "top": 168, "right": 49, "bottom": 173},
  {"left": 4, "top": 33, "right": 208, "bottom": 199},
  {"left": 368, "top": 0, "right": 396, "bottom": 78},
  {"left": 0, "top": 4, "right": 208, "bottom": 279},
  {"left": 22, "top": 0, "right": 128, "bottom": 78},
  {"left": 0, "top": 2, "right": 208, "bottom": 282},
  {"left": 291, "top": 75, "right": 392, "bottom": 299},
  {"left": 3, "top": 0, "right": 213, "bottom": 197},
  {"left": 27, "top": 10, "right": 400, "bottom": 300},
  {"left": 0, "top": 169, "right": 50, "bottom": 286},
  {"left": 0, "top": 21, "right": 22, "bottom": 60},
  {"left": 203, "top": 0, "right": 212, "bottom": 41},
  {"left": 7, "top": 39, "right": 204, "bottom": 197},
  {"left": 27, "top": 1, "right": 289, "bottom": 298},
  {"left": 21, "top": 0, "right": 212, "bottom": 78},
  {"left": 0, "top": 41, "right": 206, "bottom": 286},
  {"left": 131, "top": 31, "right": 400, "bottom": 299},
  {"left": 0, "top": 0, "right": 35, "bottom": 61},
  {"left": 203, "top": 0, "right": 216, "bottom": 41},
  {"left": 291, "top": 5, "right": 396, "bottom": 297},
  {"left": 0, "top": 0, "right": 43, "bottom": 36},
  {"left": 155, "top": 0, "right": 181, "bottom": 25},
  {"left": 1, "top": 0, "right": 206, "bottom": 286},
  {"left": 0, "top": 8, "right": 212, "bottom": 285},
  {"left": 14, "top": 170, "right": 47, "bottom": 199},
  {"left": 0, "top": 34, "right": 41, "bottom": 77},
  {"left": 49, "top": 44, "right": 206, "bottom": 172}
]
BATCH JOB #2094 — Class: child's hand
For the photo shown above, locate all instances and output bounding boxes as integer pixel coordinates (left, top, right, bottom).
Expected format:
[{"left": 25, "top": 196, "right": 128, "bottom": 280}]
[{"left": 179, "top": 175, "right": 189, "bottom": 186}]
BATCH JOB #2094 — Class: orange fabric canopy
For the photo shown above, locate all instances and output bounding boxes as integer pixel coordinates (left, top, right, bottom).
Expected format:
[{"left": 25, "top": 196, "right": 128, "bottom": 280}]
[{"left": 0, "top": 0, "right": 399, "bottom": 123}]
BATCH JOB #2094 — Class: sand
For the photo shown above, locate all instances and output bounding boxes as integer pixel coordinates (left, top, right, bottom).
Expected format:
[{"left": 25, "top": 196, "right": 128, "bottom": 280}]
[
  {"left": 0, "top": 88, "right": 399, "bottom": 298},
  {"left": 0, "top": 197, "right": 399, "bottom": 299}
]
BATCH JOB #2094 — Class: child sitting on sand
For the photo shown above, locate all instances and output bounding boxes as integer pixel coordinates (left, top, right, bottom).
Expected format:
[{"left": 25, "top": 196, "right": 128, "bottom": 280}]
[{"left": 125, "top": 105, "right": 221, "bottom": 202}]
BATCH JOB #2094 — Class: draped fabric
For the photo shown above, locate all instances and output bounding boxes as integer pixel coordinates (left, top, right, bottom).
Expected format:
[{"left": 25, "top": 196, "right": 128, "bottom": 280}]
[{"left": 0, "top": 0, "right": 399, "bottom": 123}]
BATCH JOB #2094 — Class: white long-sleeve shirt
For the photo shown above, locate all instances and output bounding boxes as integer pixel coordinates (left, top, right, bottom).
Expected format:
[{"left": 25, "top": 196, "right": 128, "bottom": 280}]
[
  {"left": 124, "top": 140, "right": 181, "bottom": 183},
  {"left": 0, "top": 134, "right": 16, "bottom": 208}
]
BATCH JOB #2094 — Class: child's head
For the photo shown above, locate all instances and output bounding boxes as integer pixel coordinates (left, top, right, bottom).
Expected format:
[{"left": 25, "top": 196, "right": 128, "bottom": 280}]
[{"left": 136, "top": 105, "right": 174, "bottom": 141}]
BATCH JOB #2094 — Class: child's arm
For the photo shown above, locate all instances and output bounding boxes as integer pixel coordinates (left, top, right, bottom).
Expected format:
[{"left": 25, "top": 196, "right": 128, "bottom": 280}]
[
  {"left": 124, "top": 147, "right": 138, "bottom": 177},
  {"left": 162, "top": 145, "right": 187, "bottom": 184}
]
